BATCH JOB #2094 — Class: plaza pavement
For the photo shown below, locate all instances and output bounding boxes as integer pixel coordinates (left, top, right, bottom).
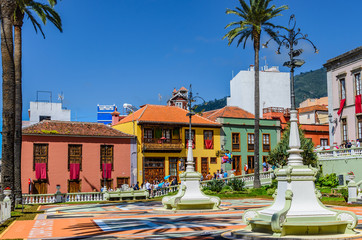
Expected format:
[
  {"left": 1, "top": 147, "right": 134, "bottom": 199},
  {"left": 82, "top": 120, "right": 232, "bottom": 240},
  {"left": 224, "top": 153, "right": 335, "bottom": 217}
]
[{"left": 1, "top": 199, "right": 362, "bottom": 240}]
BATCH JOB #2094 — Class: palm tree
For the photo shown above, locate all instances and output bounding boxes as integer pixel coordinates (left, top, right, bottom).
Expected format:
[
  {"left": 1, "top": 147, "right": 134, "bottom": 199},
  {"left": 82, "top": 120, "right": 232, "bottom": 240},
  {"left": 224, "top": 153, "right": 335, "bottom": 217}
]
[
  {"left": 223, "top": 0, "right": 287, "bottom": 188},
  {"left": 13, "top": 0, "right": 62, "bottom": 200},
  {"left": 1, "top": 0, "right": 17, "bottom": 202}
]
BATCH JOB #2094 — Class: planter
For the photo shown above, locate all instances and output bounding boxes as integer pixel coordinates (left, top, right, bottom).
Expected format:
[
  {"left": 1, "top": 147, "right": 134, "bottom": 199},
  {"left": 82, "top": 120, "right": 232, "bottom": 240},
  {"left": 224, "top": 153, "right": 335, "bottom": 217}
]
[{"left": 3, "top": 190, "right": 11, "bottom": 196}]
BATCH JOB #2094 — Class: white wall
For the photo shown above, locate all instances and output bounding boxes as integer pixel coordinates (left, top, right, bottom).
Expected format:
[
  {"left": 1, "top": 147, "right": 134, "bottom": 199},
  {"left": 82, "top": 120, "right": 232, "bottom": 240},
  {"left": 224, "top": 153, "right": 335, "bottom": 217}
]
[
  {"left": 29, "top": 102, "right": 71, "bottom": 124},
  {"left": 227, "top": 68, "right": 291, "bottom": 115}
]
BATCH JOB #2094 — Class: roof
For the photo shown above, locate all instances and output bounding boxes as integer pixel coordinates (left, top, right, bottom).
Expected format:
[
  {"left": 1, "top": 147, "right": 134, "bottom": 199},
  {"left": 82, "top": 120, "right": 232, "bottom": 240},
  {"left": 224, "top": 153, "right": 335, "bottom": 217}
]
[
  {"left": 202, "top": 106, "right": 254, "bottom": 122},
  {"left": 281, "top": 123, "right": 329, "bottom": 132},
  {"left": 324, "top": 46, "right": 362, "bottom": 69},
  {"left": 179, "top": 87, "right": 187, "bottom": 91},
  {"left": 23, "top": 120, "right": 134, "bottom": 138},
  {"left": 115, "top": 104, "right": 221, "bottom": 127},
  {"left": 298, "top": 105, "right": 328, "bottom": 114}
]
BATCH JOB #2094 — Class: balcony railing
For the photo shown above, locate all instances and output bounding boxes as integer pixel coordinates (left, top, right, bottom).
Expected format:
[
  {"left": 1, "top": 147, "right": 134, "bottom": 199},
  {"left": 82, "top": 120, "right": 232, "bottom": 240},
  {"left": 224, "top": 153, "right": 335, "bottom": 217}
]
[
  {"left": 143, "top": 138, "right": 183, "bottom": 151},
  {"left": 263, "top": 107, "right": 290, "bottom": 115},
  {"left": 316, "top": 147, "right": 362, "bottom": 160}
]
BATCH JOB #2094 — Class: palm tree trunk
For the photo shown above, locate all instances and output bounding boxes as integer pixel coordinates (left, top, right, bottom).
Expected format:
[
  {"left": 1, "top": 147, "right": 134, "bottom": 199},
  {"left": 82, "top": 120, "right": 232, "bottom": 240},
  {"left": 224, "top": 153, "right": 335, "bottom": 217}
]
[
  {"left": 0, "top": 0, "right": 17, "bottom": 208},
  {"left": 253, "top": 31, "right": 261, "bottom": 188},
  {"left": 14, "top": 9, "right": 24, "bottom": 202}
]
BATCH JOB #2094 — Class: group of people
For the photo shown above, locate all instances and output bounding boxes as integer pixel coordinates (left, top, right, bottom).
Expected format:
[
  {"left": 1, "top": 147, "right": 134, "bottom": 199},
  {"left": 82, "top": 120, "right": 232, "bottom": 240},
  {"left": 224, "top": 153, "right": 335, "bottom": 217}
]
[
  {"left": 141, "top": 177, "right": 179, "bottom": 198},
  {"left": 203, "top": 169, "right": 228, "bottom": 181}
]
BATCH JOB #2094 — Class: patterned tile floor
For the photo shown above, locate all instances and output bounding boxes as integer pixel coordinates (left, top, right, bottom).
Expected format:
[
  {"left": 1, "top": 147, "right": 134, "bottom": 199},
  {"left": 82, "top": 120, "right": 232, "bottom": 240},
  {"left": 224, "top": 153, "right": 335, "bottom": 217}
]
[{"left": 2, "top": 199, "right": 362, "bottom": 240}]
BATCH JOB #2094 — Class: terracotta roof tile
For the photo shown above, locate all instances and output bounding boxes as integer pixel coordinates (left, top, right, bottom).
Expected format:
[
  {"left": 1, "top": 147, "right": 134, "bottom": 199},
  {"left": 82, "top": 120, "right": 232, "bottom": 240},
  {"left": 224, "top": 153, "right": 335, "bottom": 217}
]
[
  {"left": 23, "top": 120, "right": 134, "bottom": 138},
  {"left": 115, "top": 105, "right": 220, "bottom": 127},
  {"left": 298, "top": 105, "right": 328, "bottom": 114},
  {"left": 203, "top": 106, "right": 255, "bottom": 122}
]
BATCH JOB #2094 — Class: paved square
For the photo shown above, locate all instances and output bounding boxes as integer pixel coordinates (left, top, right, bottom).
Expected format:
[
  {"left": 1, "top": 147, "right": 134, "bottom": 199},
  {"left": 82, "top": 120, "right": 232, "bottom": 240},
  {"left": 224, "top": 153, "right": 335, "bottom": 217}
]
[{"left": 2, "top": 199, "right": 362, "bottom": 239}]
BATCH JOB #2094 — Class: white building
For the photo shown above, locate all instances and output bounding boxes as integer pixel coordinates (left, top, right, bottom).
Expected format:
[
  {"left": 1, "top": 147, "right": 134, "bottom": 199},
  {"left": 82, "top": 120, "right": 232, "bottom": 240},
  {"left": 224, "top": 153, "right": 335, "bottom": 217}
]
[
  {"left": 28, "top": 101, "right": 71, "bottom": 125},
  {"left": 227, "top": 66, "right": 291, "bottom": 116}
]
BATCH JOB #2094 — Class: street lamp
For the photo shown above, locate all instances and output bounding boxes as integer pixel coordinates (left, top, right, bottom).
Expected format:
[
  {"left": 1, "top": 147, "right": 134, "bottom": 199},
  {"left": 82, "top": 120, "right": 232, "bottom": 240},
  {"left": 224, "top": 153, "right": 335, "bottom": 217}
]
[
  {"left": 185, "top": 84, "right": 205, "bottom": 172},
  {"left": 263, "top": 14, "right": 318, "bottom": 111}
]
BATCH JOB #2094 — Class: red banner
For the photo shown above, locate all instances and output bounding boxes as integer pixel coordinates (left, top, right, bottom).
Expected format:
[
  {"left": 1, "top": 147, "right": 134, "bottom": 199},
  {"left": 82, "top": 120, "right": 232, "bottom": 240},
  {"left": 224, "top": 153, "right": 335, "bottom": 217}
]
[
  {"left": 70, "top": 163, "right": 80, "bottom": 180},
  {"left": 337, "top": 99, "right": 346, "bottom": 116},
  {"left": 356, "top": 95, "right": 362, "bottom": 114},
  {"left": 35, "top": 163, "right": 47, "bottom": 179},
  {"left": 205, "top": 139, "right": 213, "bottom": 149},
  {"left": 102, "top": 163, "right": 112, "bottom": 179}
]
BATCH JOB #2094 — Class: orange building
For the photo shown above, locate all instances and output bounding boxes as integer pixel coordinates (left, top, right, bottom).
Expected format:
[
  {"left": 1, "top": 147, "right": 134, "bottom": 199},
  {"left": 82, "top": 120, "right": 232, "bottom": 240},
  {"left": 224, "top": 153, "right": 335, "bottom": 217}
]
[{"left": 263, "top": 107, "right": 329, "bottom": 147}]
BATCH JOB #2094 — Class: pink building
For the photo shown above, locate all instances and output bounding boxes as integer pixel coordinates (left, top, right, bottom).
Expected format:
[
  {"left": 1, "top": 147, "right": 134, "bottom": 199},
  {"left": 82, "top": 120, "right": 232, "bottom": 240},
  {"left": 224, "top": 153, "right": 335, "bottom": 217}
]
[
  {"left": 22, "top": 120, "right": 136, "bottom": 194},
  {"left": 325, "top": 46, "right": 362, "bottom": 145}
]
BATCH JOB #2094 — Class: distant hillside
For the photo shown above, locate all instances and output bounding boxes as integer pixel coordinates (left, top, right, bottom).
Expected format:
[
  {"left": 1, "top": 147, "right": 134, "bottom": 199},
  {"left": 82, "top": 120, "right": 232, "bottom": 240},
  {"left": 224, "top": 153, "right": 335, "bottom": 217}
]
[
  {"left": 194, "top": 97, "right": 227, "bottom": 113},
  {"left": 294, "top": 68, "right": 327, "bottom": 106},
  {"left": 195, "top": 68, "right": 327, "bottom": 112}
]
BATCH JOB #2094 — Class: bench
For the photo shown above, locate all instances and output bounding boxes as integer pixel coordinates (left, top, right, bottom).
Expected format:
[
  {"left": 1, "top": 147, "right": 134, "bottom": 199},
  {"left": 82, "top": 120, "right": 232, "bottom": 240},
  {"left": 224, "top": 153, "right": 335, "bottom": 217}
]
[{"left": 104, "top": 189, "right": 149, "bottom": 201}]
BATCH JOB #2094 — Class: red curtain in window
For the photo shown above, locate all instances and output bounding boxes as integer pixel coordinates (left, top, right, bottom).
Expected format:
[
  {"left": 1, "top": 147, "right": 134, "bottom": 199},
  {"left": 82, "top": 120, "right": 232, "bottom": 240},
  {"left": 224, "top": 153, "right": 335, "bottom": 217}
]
[
  {"left": 337, "top": 99, "right": 346, "bottom": 116},
  {"left": 356, "top": 95, "right": 362, "bottom": 114},
  {"left": 102, "top": 163, "right": 112, "bottom": 179},
  {"left": 204, "top": 139, "right": 213, "bottom": 149},
  {"left": 70, "top": 163, "right": 80, "bottom": 180},
  {"left": 35, "top": 163, "right": 47, "bottom": 180}
]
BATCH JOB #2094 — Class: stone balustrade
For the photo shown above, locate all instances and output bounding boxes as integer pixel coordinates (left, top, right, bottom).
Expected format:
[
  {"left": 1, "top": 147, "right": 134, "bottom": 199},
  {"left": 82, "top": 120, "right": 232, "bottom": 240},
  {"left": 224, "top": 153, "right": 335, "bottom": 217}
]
[
  {"left": 0, "top": 190, "right": 12, "bottom": 223},
  {"left": 23, "top": 193, "right": 56, "bottom": 204},
  {"left": 316, "top": 147, "right": 362, "bottom": 159},
  {"left": 23, "top": 192, "right": 104, "bottom": 204},
  {"left": 65, "top": 192, "right": 104, "bottom": 202}
]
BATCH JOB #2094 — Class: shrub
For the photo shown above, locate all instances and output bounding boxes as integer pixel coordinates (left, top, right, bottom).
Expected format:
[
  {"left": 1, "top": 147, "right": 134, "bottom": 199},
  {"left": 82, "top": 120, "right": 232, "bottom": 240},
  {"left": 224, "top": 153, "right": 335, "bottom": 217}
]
[
  {"left": 205, "top": 180, "right": 225, "bottom": 193},
  {"left": 316, "top": 173, "right": 338, "bottom": 188},
  {"left": 339, "top": 188, "right": 348, "bottom": 202},
  {"left": 227, "top": 178, "right": 245, "bottom": 191},
  {"left": 220, "top": 185, "right": 233, "bottom": 194},
  {"left": 203, "top": 189, "right": 217, "bottom": 195},
  {"left": 267, "top": 188, "right": 275, "bottom": 195}
]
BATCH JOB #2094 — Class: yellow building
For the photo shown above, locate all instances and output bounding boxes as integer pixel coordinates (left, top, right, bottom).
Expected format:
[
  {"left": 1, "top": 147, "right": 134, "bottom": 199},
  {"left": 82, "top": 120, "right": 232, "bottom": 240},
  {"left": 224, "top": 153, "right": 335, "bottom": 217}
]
[{"left": 112, "top": 104, "right": 221, "bottom": 183}]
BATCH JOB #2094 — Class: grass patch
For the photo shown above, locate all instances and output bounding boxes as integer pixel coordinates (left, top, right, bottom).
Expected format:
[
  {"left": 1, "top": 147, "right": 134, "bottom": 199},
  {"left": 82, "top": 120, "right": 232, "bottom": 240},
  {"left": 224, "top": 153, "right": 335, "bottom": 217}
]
[{"left": 0, "top": 204, "right": 43, "bottom": 236}]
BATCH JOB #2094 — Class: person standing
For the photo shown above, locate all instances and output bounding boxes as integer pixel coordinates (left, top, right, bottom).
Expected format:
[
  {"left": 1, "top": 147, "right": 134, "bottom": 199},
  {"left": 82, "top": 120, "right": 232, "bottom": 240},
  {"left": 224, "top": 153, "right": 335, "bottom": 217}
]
[{"left": 244, "top": 164, "right": 248, "bottom": 175}]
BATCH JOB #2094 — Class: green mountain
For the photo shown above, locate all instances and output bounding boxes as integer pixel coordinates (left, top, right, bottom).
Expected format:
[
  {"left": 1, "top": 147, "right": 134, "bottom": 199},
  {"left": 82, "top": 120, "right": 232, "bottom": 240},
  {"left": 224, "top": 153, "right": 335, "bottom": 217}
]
[
  {"left": 196, "top": 68, "right": 327, "bottom": 112},
  {"left": 294, "top": 68, "right": 327, "bottom": 106}
]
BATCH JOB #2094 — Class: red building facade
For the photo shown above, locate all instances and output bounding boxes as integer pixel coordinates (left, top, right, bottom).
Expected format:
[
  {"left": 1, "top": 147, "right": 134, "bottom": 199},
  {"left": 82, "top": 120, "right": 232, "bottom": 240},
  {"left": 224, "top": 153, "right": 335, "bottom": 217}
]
[{"left": 22, "top": 121, "right": 136, "bottom": 194}]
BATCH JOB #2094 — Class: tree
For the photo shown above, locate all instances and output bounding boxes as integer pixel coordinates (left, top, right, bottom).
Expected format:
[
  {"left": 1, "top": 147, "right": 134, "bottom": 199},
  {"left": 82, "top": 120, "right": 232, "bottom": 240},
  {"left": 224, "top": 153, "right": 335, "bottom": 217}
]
[
  {"left": 223, "top": 0, "right": 288, "bottom": 188},
  {"left": 13, "top": 0, "right": 62, "bottom": 200},
  {"left": 268, "top": 124, "right": 317, "bottom": 167},
  {"left": 1, "top": 0, "right": 17, "bottom": 205}
]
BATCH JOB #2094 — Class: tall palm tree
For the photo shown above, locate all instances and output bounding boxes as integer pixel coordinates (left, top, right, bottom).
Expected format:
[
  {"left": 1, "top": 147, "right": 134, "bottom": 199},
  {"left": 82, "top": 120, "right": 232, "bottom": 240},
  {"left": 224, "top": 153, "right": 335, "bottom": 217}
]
[
  {"left": 223, "top": 0, "right": 287, "bottom": 188},
  {"left": 1, "top": 0, "right": 17, "bottom": 202},
  {"left": 13, "top": 0, "right": 62, "bottom": 200}
]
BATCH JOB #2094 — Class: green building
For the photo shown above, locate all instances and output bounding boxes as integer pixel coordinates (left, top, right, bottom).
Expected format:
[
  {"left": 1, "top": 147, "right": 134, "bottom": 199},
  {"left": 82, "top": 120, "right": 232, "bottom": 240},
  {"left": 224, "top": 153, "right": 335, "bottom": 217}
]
[{"left": 203, "top": 106, "right": 281, "bottom": 175}]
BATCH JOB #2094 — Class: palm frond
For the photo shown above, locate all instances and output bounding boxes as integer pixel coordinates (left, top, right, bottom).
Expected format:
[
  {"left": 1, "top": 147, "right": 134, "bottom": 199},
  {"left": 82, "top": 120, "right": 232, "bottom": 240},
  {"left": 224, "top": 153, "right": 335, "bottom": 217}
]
[{"left": 24, "top": 8, "right": 45, "bottom": 38}]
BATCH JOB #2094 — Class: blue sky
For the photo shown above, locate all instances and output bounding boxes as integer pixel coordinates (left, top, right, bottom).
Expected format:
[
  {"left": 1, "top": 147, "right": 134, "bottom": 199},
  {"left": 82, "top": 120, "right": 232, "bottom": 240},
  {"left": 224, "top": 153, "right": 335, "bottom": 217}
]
[{"left": 2, "top": 0, "right": 362, "bottom": 122}]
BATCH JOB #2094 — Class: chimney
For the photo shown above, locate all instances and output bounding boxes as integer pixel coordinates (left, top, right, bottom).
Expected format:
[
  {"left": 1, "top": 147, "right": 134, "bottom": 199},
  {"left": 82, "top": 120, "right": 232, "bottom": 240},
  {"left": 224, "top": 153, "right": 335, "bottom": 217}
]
[
  {"left": 249, "top": 65, "right": 255, "bottom": 71},
  {"left": 111, "top": 108, "right": 120, "bottom": 125}
]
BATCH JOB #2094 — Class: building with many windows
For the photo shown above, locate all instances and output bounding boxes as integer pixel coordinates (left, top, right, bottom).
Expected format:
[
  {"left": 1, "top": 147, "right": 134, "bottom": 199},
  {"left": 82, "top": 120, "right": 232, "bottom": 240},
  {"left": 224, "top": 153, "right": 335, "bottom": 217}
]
[
  {"left": 324, "top": 46, "right": 362, "bottom": 145},
  {"left": 21, "top": 121, "right": 136, "bottom": 194},
  {"left": 203, "top": 106, "right": 281, "bottom": 175},
  {"left": 112, "top": 104, "right": 221, "bottom": 183}
]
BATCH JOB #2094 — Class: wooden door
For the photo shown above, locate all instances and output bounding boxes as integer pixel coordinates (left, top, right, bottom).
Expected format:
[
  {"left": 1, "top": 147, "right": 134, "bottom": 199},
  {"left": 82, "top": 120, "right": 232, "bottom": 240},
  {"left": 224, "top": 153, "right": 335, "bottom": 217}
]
[
  {"left": 144, "top": 158, "right": 165, "bottom": 182},
  {"left": 247, "top": 156, "right": 255, "bottom": 174},
  {"left": 68, "top": 180, "right": 81, "bottom": 193},
  {"left": 33, "top": 181, "right": 47, "bottom": 194},
  {"left": 194, "top": 157, "right": 198, "bottom": 172},
  {"left": 232, "top": 155, "right": 241, "bottom": 175},
  {"left": 201, "top": 157, "right": 208, "bottom": 179}
]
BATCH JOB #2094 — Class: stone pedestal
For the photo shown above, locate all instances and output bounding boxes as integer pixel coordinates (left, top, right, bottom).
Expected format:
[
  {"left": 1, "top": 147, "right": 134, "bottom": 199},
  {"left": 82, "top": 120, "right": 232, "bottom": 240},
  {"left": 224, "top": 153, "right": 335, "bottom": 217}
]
[
  {"left": 162, "top": 140, "right": 220, "bottom": 210},
  {"left": 230, "top": 110, "right": 359, "bottom": 238}
]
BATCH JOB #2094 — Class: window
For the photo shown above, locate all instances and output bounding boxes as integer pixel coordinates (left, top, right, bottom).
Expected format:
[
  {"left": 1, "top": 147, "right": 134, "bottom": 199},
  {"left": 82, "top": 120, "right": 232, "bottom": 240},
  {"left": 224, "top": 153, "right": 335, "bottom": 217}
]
[
  {"left": 101, "top": 145, "right": 113, "bottom": 180},
  {"left": 117, "top": 177, "right": 130, "bottom": 188},
  {"left": 33, "top": 144, "right": 48, "bottom": 169},
  {"left": 340, "top": 78, "right": 346, "bottom": 100},
  {"left": 320, "top": 139, "right": 328, "bottom": 147},
  {"left": 175, "top": 102, "right": 183, "bottom": 108},
  {"left": 204, "top": 130, "right": 213, "bottom": 149},
  {"left": 144, "top": 128, "right": 153, "bottom": 143},
  {"left": 162, "top": 129, "right": 171, "bottom": 142},
  {"left": 355, "top": 73, "right": 361, "bottom": 95},
  {"left": 185, "top": 129, "right": 195, "bottom": 149},
  {"left": 342, "top": 118, "right": 348, "bottom": 143},
  {"left": 358, "top": 116, "right": 362, "bottom": 139},
  {"left": 247, "top": 133, "right": 254, "bottom": 151},
  {"left": 169, "top": 157, "right": 178, "bottom": 180},
  {"left": 39, "top": 116, "right": 51, "bottom": 121},
  {"left": 68, "top": 145, "right": 82, "bottom": 170},
  {"left": 100, "top": 179, "right": 113, "bottom": 190},
  {"left": 232, "top": 133, "right": 240, "bottom": 151},
  {"left": 210, "top": 157, "right": 217, "bottom": 164},
  {"left": 262, "top": 134, "right": 270, "bottom": 152}
]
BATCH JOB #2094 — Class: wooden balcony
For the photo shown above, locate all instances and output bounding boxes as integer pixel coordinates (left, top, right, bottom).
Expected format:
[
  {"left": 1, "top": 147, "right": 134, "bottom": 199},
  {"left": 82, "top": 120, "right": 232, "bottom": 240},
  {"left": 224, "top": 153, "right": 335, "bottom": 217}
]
[{"left": 143, "top": 138, "right": 183, "bottom": 151}]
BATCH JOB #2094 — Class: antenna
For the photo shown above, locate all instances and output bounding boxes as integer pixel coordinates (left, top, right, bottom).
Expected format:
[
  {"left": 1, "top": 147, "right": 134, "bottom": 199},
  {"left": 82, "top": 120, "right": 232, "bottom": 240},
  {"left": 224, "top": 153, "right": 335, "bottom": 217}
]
[
  {"left": 158, "top": 93, "right": 162, "bottom": 103},
  {"left": 58, "top": 91, "right": 64, "bottom": 105}
]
